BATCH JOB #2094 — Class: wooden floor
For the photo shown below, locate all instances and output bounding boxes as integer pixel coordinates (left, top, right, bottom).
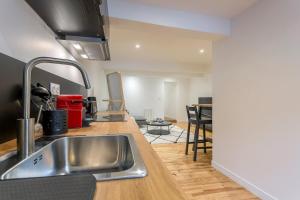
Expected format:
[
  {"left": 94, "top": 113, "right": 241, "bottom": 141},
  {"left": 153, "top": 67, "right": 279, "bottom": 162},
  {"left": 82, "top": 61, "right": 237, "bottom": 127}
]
[{"left": 152, "top": 123, "right": 259, "bottom": 200}]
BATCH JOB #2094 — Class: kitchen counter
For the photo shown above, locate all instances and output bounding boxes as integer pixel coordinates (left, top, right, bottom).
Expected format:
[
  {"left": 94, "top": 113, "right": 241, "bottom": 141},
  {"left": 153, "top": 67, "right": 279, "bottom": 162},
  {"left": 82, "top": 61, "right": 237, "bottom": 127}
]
[{"left": 0, "top": 113, "right": 187, "bottom": 200}]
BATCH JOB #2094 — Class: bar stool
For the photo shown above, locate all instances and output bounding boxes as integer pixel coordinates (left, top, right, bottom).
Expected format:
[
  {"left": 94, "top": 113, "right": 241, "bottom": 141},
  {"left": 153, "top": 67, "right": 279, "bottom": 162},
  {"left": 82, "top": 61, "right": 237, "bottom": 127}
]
[{"left": 185, "top": 105, "right": 212, "bottom": 161}]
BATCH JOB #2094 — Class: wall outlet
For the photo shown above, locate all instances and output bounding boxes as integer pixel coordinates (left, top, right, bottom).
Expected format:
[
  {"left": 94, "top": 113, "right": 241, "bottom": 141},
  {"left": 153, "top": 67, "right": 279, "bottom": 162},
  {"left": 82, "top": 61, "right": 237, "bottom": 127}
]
[{"left": 50, "top": 83, "right": 60, "bottom": 96}]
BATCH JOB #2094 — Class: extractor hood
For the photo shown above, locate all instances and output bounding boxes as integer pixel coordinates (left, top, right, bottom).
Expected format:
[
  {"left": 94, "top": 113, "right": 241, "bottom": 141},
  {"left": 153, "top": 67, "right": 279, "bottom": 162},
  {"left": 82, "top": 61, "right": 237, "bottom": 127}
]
[
  {"left": 57, "top": 35, "right": 110, "bottom": 60},
  {"left": 26, "top": 0, "right": 110, "bottom": 61}
]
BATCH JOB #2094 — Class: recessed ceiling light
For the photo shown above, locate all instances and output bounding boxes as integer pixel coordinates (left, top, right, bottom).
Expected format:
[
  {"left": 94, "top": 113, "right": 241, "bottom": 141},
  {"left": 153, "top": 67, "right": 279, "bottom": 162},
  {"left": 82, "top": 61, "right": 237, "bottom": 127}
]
[
  {"left": 199, "top": 49, "right": 205, "bottom": 54},
  {"left": 73, "top": 43, "right": 82, "bottom": 50},
  {"left": 81, "top": 54, "right": 88, "bottom": 59},
  {"left": 135, "top": 44, "right": 141, "bottom": 49}
]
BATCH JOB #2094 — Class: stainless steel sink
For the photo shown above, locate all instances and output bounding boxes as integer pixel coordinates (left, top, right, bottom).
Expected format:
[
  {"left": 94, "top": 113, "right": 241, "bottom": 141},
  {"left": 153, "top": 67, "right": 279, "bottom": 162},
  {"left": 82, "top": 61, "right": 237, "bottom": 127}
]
[{"left": 1, "top": 134, "right": 147, "bottom": 181}]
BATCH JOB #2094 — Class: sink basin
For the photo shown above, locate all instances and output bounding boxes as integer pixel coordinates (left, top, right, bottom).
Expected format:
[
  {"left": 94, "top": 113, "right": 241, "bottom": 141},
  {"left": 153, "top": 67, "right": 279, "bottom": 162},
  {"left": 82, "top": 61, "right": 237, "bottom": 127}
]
[{"left": 1, "top": 134, "right": 147, "bottom": 181}]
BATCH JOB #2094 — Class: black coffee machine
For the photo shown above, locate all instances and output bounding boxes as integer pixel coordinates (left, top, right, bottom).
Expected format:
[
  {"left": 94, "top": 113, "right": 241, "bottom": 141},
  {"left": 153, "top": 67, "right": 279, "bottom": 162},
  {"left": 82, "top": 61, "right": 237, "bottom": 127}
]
[
  {"left": 82, "top": 97, "right": 98, "bottom": 127},
  {"left": 86, "top": 97, "right": 98, "bottom": 118}
]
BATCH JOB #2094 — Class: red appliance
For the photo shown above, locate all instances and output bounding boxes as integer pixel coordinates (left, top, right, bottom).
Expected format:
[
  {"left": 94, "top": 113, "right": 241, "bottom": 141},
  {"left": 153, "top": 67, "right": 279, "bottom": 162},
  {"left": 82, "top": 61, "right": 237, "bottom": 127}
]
[{"left": 56, "top": 95, "right": 83, "bottom": 129}]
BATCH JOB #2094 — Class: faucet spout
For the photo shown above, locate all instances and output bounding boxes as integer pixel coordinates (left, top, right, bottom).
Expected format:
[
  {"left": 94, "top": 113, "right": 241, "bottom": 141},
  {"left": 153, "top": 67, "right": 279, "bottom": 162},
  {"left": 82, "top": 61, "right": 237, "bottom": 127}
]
[{"left": 19, "top": 57, "right": 91, "bottom": 158}]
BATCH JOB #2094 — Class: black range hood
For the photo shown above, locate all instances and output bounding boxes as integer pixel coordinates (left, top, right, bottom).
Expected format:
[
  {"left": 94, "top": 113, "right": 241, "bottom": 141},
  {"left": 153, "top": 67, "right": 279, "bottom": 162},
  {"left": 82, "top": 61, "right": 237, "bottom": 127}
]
[{"left": 26, "top": 0, "right": 110, "bottom": 60}]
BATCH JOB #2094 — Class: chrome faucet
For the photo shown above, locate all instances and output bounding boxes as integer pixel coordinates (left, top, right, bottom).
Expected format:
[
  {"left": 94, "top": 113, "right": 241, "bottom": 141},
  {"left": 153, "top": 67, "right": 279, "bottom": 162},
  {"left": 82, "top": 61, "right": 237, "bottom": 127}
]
[{"left": 18, "top": 57, "right": 91, "bottom": 159}]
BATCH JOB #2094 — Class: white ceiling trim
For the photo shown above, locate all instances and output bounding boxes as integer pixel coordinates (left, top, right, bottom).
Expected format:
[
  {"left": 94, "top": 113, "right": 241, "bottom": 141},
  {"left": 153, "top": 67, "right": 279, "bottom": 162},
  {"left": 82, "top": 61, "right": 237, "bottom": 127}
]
[{"left": 108, "top": 0, "right": 231, "bottom": 36}]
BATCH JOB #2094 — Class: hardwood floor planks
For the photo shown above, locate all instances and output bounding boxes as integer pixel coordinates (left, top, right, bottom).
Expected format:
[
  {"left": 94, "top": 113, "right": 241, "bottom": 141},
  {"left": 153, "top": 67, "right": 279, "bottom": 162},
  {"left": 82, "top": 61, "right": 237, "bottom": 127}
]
[{"left": 152, "top": 136, "right": 260, "bottom": 200}]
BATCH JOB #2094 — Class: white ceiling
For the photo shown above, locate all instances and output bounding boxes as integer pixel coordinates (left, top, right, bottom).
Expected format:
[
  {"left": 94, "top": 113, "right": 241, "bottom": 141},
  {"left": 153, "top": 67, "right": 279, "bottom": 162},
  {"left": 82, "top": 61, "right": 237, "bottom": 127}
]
[
  {"left": 104, "top": 0, "right": 259, "bottom": 75},
  {"left": 120, "top": 0, "right": 258, "bottom": 19},
  {"left": 106, "top": 18, "right": 212, "bottom": 75}
]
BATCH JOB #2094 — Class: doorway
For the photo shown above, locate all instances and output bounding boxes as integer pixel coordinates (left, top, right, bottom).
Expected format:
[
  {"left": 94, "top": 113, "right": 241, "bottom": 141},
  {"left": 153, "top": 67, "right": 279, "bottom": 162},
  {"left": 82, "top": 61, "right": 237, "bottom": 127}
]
[{"left": 163, "top": 81, "right": 177, "bottom": 122}]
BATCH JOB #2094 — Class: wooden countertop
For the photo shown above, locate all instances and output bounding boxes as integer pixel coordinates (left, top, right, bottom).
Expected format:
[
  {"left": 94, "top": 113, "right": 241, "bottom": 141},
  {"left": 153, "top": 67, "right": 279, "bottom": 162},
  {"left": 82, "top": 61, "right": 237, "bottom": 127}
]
[{"left": 0, "top": 113, "right": 187, "bottom": 200}]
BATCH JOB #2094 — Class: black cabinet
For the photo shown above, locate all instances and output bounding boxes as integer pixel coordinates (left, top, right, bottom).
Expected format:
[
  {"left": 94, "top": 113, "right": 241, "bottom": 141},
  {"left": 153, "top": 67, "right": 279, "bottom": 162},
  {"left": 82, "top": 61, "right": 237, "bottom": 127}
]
[
  {"left": 26, "top": 0, "right": 110, "bottom": 60},
  {"left": 25, "top": 0, "right": 109, "bottom": 40}
]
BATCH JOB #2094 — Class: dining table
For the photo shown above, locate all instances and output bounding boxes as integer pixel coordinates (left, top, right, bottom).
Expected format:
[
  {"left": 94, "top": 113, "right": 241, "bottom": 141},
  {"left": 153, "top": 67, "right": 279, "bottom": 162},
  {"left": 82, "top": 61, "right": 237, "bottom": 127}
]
[{"left": 192, "top": 104, "right": 212, "bottom": 119}]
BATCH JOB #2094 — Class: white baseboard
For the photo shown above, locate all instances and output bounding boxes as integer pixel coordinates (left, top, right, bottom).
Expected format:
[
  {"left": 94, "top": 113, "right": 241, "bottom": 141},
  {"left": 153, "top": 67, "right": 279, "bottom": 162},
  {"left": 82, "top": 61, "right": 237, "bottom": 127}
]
[{"left": 212, "top": 160, "right": 278, "bottom": 200}]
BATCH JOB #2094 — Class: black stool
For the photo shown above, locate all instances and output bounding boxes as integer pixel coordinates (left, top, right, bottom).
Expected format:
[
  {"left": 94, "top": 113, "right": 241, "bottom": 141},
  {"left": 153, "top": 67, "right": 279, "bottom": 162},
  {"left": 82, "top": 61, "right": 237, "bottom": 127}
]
[{"left": 185, "top": 105, "right": 212, "bottom": 161}]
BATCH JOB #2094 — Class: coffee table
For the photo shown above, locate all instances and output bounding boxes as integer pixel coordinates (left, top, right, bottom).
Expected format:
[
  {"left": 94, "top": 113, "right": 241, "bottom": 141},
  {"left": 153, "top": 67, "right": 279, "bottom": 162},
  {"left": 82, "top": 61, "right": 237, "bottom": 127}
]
[{"left": 146, "top": 121, "right": 172, "bottom": 135}]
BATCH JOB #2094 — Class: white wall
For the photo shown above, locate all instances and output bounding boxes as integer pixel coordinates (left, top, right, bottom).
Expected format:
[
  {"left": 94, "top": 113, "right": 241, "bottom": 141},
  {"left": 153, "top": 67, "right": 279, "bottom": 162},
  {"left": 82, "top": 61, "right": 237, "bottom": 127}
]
[
  {"left": 80, "top": 60, "right": 108, "bottom": 111},
  {"left": 123, "top": 75, "right": 165, "bottom": 119},
  {"left": 119, "top": 72, "right": 212, "bottom": 121},
  {"left": 213, "top": 0, "right": 300, "bottom": 199},
  {"left": 0, "top": 0, "right": 84, "bottom": 85},
  {"left": 189, "top": 75, "right": 213, "bottom": 105}
]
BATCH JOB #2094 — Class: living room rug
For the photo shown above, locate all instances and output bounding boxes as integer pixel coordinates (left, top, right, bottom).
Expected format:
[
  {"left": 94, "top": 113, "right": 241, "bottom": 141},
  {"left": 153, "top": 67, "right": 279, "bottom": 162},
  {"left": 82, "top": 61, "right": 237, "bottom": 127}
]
[{"left": 139, "top": 125, "right": 201, "bottom": 144}]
